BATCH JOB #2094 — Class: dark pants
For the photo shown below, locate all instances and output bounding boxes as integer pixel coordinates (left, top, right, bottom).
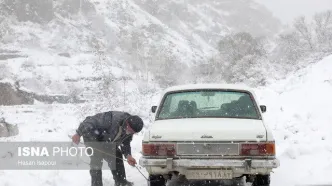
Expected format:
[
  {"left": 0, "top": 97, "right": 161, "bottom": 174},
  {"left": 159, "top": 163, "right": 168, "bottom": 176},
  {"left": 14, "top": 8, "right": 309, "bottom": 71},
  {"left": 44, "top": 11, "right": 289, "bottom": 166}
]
[{"left": 84, "top": 138, "right": 127, "bottom": 186}]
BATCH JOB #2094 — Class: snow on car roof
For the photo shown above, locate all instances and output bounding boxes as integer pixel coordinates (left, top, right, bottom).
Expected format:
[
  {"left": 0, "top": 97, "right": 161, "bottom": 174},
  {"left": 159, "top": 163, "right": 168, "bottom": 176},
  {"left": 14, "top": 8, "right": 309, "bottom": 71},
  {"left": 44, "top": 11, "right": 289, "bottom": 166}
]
[{"left": 163, "top": 83, "right": 254, "bottom": 93}]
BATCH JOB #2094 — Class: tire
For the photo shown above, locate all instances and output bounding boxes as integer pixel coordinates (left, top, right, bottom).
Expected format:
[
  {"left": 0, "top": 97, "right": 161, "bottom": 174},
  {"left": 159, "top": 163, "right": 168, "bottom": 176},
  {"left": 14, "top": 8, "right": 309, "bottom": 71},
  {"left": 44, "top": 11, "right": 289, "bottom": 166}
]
[
  {"left": 252, "top": 174, "right": 270, "bottom": 186},
  {"left": 148, "top": 175, "right": 166, "bottom": 186}
]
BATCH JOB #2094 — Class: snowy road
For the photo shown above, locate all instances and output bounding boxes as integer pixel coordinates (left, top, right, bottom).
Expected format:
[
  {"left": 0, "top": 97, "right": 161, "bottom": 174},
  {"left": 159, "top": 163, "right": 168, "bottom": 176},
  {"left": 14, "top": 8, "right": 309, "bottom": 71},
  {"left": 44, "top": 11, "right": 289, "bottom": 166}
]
[
  {"left": 0, "top": 102, "right": 297, "bottom": 186},
  {"left": 0, "top": 103, "right": 250, "bottom": 186}
]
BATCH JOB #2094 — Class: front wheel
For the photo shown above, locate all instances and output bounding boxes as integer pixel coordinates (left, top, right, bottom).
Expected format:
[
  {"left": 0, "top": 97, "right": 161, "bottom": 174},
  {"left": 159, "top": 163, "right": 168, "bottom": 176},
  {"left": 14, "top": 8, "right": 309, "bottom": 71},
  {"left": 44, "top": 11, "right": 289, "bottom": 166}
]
[
  {"left": 148, "top": 175, "right": 166, "bottom": 186},
  {"left": 252, "top": 174, "right": 270, "bottom": 186}
]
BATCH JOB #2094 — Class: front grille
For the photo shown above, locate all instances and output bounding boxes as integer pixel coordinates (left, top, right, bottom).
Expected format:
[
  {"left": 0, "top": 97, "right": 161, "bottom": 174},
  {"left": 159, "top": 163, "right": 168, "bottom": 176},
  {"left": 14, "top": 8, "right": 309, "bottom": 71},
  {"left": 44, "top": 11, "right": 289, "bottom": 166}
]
[{"left": 177, "top": 143, "right": 239, "bottom": 156}]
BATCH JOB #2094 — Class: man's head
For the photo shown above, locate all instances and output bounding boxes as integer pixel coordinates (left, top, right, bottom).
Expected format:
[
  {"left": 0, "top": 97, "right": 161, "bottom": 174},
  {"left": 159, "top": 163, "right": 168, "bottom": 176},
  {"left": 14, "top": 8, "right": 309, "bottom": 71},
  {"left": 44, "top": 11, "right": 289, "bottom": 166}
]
[{"left": 124, "top": 115, "right": 144, "bottom": 135}]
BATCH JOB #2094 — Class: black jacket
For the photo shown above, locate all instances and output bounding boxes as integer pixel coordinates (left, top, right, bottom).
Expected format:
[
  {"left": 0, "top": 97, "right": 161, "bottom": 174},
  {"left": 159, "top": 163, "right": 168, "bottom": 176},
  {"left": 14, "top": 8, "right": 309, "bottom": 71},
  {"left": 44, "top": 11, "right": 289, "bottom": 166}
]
[{"left": 76, "top": 111, "right": 133, "bottom": 157}]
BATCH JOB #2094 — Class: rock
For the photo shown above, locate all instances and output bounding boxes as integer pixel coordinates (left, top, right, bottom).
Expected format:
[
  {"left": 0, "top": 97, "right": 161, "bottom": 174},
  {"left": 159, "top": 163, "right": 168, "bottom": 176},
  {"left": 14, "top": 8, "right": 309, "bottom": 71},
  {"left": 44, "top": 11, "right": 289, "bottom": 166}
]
[
  {"left": 0, "top": 82, "right": 86, "bottom": 105},
  {"left": 0, "top": 118, "right": 19, "bottom": 137},
  {"left": 0, "top": 54, "right": 27, "bottom": 60},
  {"left": 0, "top": 122, "right": 9, "bottom": 137},
  {"left": 4, "top": 0, "right": 54, "bottom": 23},
  {"left": 7, "top": 123, "right": 19, "bottom": 136},
  {"left": 0, "top": 82, "right": 33, "bottom": 105},
  {"left": 58, "top": 53, "right": 71, "bottom": 58}
]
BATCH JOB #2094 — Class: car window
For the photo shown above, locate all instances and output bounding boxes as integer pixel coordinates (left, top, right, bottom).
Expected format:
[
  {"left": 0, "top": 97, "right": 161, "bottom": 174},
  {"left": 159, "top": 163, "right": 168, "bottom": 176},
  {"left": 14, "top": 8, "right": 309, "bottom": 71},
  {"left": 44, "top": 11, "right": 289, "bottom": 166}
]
[{"left": 157, "top": 90, "right": 259, "bottom": 120}]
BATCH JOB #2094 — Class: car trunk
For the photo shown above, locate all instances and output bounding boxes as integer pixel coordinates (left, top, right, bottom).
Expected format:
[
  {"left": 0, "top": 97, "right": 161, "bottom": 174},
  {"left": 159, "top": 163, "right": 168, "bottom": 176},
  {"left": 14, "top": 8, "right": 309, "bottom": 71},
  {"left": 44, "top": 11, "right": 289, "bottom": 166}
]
[
  {"left": 149, "top": 118, "right": 267, "bottom": 142},
  {"left": 148, "top": 118, "right": 267, "bottom": 156}
]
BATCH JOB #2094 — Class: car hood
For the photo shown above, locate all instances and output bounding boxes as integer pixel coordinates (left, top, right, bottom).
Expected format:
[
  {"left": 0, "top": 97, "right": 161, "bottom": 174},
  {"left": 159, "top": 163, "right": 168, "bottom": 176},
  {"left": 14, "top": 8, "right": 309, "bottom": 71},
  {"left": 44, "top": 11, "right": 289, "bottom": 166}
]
[{"left": 148, "top": 118, "right": 267, "bottom": 142}]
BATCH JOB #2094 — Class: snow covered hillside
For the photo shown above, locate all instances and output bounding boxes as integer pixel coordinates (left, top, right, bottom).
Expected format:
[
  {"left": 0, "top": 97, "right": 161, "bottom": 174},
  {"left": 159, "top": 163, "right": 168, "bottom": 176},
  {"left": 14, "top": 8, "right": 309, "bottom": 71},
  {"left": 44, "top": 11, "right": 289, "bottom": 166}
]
[
  {"left": 256, "top": 54, "right": 332, "bottom": 185},
  {"left": 0, "top": 0, "right": 281, "bottom": 101}
]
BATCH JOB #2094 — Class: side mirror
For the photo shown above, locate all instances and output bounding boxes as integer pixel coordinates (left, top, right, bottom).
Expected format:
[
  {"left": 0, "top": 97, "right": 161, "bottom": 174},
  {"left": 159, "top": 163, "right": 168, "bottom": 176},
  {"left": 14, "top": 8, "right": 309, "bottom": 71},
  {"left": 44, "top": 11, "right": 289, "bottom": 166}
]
[
  {"left": 260, "top": 105, "right": 267, "bottom": 113},
  {"left": 151, "top": 106, "right": 157, "bottom": 113}
]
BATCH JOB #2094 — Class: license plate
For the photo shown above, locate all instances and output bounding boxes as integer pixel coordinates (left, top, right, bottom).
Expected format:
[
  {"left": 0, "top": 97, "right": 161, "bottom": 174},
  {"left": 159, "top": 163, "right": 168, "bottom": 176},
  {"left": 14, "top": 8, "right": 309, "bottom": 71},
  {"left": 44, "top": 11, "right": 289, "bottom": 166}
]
[{"left": 186, "top": 169, "right": 233, "bottom": 180}]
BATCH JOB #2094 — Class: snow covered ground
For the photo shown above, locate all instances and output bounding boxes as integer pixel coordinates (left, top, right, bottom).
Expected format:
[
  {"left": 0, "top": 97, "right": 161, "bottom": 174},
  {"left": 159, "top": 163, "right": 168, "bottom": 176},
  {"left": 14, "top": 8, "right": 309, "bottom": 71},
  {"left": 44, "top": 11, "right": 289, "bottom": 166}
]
[
  {"left": 256, "top": 54, "right": 332, "bottom": 186},
  {"left": 1, "top": 54, "right": 332, "bottom": 185}
]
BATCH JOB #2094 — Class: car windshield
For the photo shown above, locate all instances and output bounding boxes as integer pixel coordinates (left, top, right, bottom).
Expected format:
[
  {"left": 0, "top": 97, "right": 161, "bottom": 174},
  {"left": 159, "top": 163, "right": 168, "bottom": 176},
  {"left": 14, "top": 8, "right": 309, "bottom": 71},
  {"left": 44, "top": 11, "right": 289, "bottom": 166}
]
[{"left": 156, "top": 90, "right": 260, "bottom": 120}]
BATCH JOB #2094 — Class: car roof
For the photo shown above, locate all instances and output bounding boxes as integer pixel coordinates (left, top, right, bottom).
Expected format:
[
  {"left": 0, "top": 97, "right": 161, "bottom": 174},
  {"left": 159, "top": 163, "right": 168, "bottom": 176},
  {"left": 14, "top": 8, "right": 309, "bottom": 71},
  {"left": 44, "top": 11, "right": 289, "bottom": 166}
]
[{"left": 162, "top": 83, "right": 254, "bottom": 93}]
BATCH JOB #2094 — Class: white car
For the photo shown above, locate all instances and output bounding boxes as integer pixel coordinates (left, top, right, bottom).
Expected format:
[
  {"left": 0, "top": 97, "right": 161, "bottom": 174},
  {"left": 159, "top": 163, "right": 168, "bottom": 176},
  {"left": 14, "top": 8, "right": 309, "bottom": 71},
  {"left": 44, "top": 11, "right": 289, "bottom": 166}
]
[{"left": 139, "top": 84, "right": 279, "bottom": 186}]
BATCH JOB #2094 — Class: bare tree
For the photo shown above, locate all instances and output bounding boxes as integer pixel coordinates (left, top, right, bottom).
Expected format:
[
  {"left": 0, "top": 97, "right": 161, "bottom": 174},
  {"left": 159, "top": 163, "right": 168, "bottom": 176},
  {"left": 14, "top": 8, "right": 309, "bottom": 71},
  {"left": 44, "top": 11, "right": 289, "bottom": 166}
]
[
  {"left": 276, "top": 31, "right": 305, "bottom": 62},
  {"left": 293, "top": 16, "right": 314, "bottom": 50},
  {"left": 218, "top": 32, "right": 267, "bottom": 62},
  {"left": 314, "top": 10, "right": 332, "bottom": 51}
]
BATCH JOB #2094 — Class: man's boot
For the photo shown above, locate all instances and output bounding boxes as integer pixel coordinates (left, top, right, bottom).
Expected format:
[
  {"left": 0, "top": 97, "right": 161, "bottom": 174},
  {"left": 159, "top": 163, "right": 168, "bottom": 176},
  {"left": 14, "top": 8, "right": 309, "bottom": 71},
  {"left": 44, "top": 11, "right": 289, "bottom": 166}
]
[{"left": 90, "top": 170, "right": 103, "bottom": 186}]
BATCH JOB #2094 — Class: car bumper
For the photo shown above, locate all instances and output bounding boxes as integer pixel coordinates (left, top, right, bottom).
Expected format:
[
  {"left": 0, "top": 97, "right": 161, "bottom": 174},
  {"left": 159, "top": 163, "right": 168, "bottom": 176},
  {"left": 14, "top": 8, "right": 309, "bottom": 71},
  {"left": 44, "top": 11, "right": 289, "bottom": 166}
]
[{"left": 139, "top": 157, "right": 280, "bottom": 177}]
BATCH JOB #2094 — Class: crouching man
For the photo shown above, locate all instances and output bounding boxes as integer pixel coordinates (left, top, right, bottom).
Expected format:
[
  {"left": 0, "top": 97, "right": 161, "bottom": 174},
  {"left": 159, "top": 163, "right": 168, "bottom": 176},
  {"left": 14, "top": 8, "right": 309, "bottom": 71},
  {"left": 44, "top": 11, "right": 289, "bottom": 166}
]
[{"left": 72, "top": 111, "right": 144, "bottom": 186}]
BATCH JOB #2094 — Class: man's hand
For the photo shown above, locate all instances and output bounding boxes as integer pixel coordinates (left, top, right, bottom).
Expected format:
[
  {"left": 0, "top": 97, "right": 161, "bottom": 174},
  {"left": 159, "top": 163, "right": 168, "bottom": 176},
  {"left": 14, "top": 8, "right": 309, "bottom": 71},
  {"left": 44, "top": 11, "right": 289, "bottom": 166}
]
[
  {"left": 72, "top": 133, "right": 81, "bottom": 145},
  {"left": 126, "top": 155, "right": 137, "bottom": 167}
]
